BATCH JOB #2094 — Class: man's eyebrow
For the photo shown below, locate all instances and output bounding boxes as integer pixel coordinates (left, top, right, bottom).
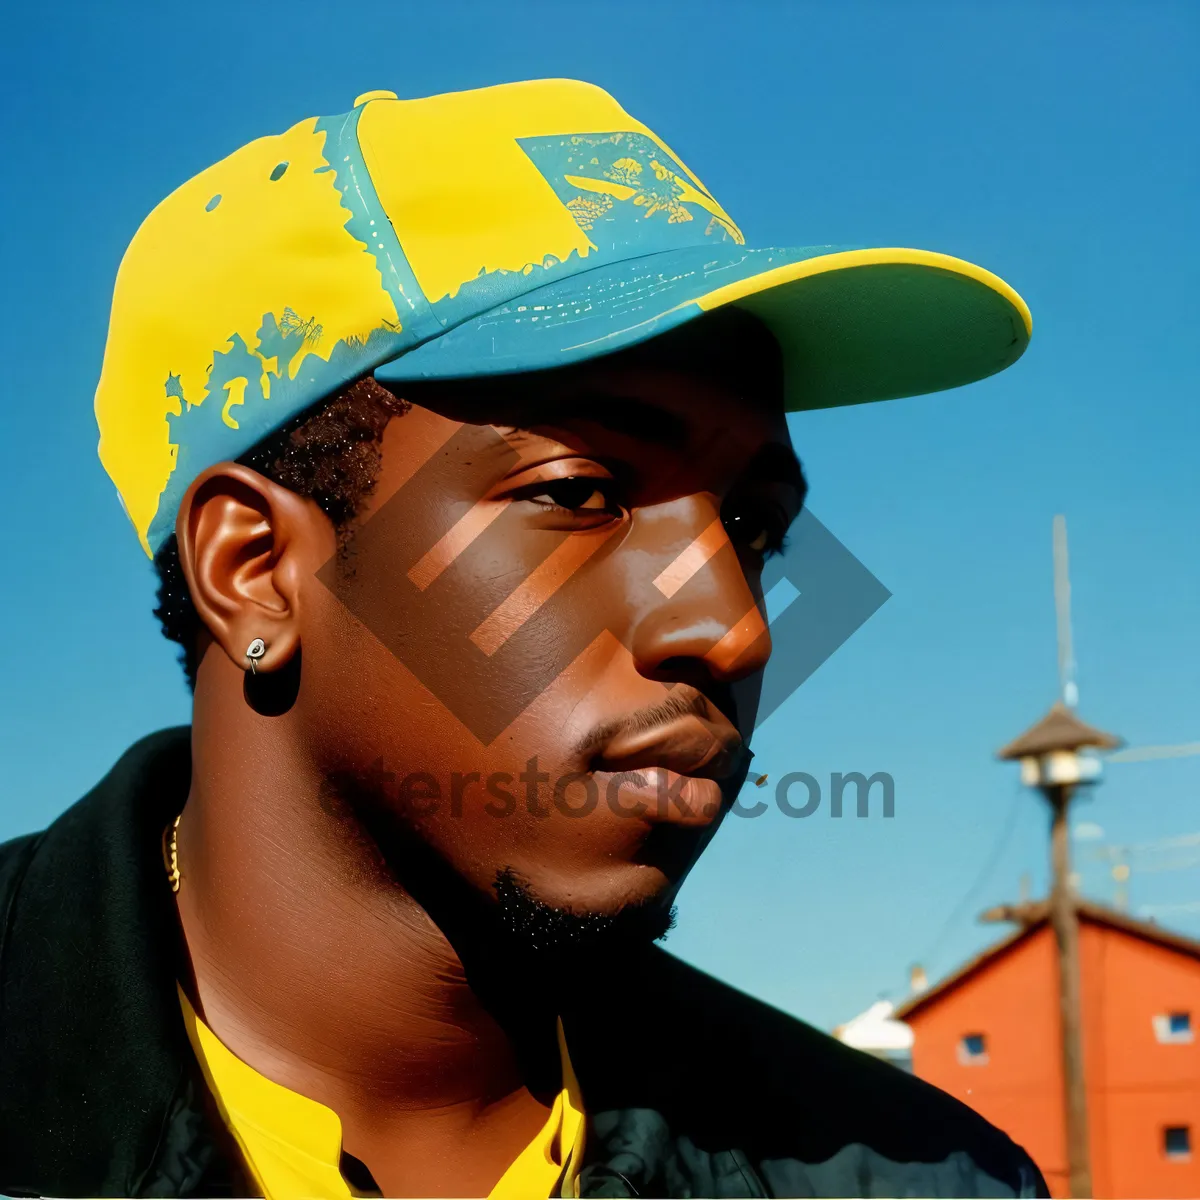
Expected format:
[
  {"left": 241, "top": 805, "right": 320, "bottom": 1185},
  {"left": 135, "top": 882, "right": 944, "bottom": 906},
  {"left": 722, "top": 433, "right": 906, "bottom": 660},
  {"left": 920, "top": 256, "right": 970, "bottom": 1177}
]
[{"left": 522, "top": 391, "right": 689, "bottom": 448}]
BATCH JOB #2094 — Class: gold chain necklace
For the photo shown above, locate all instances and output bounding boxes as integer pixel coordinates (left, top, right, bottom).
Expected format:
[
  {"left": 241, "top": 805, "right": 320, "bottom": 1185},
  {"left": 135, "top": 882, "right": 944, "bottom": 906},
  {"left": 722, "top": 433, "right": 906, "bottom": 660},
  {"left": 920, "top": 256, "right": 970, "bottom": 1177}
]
[{"left": 164, "top": 813, "right": 182, "bottom": 893}]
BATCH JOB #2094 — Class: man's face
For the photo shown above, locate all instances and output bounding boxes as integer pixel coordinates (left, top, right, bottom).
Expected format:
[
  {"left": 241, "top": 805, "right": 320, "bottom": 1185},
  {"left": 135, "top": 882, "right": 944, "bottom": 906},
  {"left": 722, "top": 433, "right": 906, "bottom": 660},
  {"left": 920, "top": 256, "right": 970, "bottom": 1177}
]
[{"left": 297, "top": 331, "right": 803, "bottom": 948}]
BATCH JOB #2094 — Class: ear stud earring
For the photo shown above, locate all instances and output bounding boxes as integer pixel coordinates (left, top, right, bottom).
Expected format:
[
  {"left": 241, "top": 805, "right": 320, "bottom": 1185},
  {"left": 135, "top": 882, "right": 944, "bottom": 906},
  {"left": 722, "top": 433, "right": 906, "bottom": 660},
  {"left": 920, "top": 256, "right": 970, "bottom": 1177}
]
[{"left": 245, "top": 638, "right": 267, "bottom": 674}]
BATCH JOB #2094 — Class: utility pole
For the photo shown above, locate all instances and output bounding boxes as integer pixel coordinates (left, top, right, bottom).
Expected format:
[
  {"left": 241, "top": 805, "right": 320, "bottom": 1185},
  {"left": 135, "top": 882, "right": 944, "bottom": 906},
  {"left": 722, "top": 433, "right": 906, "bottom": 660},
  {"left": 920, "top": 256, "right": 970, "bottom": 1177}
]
[
  {"left": 1049, "top": 776, "right": 1089, "bottom": 1198},
  {"left": 996, "top": 516, "right": 1121, "bottom": 1197},
  {"left": 999, "top": 706, "right": 1120, "bottom": 1198}
]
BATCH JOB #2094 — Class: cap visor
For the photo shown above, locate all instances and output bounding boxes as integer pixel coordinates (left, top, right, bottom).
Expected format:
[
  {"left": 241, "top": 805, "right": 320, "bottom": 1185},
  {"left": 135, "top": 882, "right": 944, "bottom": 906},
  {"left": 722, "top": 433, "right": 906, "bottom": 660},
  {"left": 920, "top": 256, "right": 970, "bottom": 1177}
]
[{"left": 374, "top": 244, "right": 1031, "bottom": 412}]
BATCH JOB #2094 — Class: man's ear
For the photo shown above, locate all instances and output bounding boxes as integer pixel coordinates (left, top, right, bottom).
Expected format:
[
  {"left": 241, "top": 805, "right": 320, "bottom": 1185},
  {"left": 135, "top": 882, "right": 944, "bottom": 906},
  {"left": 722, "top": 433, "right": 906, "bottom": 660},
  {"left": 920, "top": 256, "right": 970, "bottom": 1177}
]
[{"left": 175, "top": 464, "right": 335, "bottom": 679}]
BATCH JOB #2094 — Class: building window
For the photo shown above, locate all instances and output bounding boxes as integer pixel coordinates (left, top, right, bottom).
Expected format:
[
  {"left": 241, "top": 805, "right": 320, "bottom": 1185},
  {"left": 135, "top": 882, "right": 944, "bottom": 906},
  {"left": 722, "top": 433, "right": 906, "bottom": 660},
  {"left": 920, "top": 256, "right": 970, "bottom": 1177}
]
[
  {"left": 1153, "top": 1011, "right": 1194, "bottom": 1044},
  {"left": 957, "top": 1033, "right": 989, "bottom": 1066},
  {"left": 1164, "top": 1126, "right": 1191, "bottom": 1161}
]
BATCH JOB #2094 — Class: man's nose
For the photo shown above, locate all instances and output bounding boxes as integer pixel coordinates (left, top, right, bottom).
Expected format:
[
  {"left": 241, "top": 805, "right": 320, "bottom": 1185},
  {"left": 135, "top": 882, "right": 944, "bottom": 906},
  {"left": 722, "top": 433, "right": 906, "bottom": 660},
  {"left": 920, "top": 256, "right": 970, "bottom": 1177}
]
[{"left": 628, "top": 501, "right": 773, "bottom": 685}]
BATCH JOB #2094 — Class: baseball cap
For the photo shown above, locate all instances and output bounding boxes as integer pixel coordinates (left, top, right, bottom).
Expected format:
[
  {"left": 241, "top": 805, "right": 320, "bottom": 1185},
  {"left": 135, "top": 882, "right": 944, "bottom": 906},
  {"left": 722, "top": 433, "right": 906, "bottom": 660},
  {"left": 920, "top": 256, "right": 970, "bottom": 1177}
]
[{"left": 94, "top": 79, "right": 1031, "bottom": 558}]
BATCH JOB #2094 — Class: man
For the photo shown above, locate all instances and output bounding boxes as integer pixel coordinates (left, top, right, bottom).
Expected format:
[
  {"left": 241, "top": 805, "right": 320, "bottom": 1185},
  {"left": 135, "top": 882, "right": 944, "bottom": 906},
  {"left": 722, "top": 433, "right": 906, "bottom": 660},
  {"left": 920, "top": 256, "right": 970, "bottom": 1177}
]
[{"left": 0, "top": 80, "right": 1043, "bottom": 1198}]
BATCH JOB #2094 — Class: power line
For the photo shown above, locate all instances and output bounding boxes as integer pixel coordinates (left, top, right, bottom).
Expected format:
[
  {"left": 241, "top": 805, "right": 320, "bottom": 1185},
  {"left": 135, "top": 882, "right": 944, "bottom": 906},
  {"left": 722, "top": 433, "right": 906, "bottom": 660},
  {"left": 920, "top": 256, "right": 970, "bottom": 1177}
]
[
  {"left": 1108, "top": 742, "right": 1200, "bottom": 763},
  {"left": 916, "top": 781, "right": 1026, "bottom": 976}
]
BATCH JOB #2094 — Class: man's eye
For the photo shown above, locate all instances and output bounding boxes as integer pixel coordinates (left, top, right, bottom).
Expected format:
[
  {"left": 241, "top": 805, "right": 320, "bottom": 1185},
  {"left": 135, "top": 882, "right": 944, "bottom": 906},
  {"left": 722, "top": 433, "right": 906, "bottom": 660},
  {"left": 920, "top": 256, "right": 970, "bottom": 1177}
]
[
  {"left": 723, "top": 502, "right": 784, "bottom": 557},
  {"left": 528, "top": 477, "right": 617, "bottom": 513}
]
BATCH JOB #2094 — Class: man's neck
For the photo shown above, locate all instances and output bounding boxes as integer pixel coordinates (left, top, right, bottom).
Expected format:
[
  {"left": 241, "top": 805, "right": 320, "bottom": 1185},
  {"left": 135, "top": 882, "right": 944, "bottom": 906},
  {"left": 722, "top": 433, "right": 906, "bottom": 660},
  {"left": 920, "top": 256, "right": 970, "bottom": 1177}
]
[{"left": 174, "top": 704, "right": 559, "bottom": 1193}]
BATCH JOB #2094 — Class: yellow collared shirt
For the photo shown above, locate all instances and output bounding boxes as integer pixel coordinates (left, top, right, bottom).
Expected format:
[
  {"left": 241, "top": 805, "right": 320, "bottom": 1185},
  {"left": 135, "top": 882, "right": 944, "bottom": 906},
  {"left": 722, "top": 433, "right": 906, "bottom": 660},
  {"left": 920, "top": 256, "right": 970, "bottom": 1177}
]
[{"left": 179, "top": 987, "right": 586, "bottom": 1200}]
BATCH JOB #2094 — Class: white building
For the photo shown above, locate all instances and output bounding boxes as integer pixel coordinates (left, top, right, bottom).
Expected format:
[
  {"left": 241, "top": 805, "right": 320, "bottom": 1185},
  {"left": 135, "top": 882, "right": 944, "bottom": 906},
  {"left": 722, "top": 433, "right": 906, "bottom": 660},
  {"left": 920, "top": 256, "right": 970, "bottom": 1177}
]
[{"left": 833, "top": 1000, "right": 915, "bottom": 1072}]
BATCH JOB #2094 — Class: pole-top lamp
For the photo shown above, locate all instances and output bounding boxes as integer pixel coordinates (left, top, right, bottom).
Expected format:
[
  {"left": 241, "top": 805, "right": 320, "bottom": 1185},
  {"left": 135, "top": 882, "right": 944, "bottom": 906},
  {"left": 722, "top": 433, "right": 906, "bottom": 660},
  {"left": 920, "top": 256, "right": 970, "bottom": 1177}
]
[{"left": 997, "top": 701, "right": 1122, "bottom": 789}]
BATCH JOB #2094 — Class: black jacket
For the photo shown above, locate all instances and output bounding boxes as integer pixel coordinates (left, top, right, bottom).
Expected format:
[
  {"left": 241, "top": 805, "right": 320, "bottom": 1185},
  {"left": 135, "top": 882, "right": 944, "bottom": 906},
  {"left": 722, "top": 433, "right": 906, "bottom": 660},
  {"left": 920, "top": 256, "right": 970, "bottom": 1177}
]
[{"left": 0, "top": 729, "right": 1047, "bottom": 1198}]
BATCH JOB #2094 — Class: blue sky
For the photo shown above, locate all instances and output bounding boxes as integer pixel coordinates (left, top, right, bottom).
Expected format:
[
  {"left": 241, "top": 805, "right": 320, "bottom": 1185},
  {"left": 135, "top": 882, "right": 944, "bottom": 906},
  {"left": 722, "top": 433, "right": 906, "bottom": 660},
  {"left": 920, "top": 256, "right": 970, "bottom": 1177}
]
[{"left": 1, "top": 1, "right": 1196, "bottom": 1032}]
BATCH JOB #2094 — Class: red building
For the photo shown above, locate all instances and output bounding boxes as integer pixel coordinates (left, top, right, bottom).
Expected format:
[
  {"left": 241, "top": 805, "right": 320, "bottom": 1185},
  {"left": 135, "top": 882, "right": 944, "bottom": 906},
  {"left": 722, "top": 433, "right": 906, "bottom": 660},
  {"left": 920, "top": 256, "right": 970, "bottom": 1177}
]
[{"left": 895, "top": 901, "right": 1200, "bottom": 1198}]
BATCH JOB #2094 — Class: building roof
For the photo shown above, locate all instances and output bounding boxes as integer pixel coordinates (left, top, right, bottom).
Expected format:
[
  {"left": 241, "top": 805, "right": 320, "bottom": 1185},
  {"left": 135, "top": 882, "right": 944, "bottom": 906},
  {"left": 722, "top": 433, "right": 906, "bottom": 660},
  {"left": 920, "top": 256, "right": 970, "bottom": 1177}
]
[
  {"left": 996, "top": 701, "right": 1122, "bottom": 759},
  {"left": 894, "top": 899, "right": 1200, "bottom": 1021}
]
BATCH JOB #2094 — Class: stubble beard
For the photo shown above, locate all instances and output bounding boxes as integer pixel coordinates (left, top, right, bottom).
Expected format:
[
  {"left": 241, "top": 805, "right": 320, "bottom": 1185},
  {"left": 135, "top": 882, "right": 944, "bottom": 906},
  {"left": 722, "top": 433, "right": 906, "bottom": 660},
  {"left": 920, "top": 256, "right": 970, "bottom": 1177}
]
[{"left": 492, "top": 866, "right": 678, "bottom": 963}]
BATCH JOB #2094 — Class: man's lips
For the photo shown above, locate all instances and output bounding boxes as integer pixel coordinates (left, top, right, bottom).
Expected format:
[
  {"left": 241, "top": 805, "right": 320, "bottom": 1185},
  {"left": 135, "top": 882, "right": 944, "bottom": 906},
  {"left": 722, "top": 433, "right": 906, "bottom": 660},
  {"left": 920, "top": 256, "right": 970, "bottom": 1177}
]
[
  {"left": 592, "top": 712, "right": 747, "bottom": 782},
  {"left": 585, "top": 714, "right": 749, "bottom": 829}
]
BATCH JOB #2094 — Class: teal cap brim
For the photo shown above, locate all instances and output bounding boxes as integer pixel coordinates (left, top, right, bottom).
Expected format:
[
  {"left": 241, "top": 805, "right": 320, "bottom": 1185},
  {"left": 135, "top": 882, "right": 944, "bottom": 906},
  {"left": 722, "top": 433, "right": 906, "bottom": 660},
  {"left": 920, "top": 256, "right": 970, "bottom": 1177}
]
[{"left": 374, "top": 243, "right": 1032, "bottom": 412}]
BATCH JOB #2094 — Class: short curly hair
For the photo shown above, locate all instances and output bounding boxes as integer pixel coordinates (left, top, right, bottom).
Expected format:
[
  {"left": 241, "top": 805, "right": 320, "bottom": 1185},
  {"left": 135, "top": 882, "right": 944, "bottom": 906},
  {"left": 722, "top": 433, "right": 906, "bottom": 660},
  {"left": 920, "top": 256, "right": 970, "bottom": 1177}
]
[{"left": 153, "top": 376, "right": 409, "bottom": 689}]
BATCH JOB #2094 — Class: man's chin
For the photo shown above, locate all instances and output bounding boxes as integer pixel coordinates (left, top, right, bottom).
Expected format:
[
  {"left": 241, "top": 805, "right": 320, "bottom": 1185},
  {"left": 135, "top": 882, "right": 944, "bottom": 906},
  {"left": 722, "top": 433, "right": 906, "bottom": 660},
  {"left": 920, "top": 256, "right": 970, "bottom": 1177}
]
[{"left": 492, "top": 866, "right": 677, "bottom": 960}]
